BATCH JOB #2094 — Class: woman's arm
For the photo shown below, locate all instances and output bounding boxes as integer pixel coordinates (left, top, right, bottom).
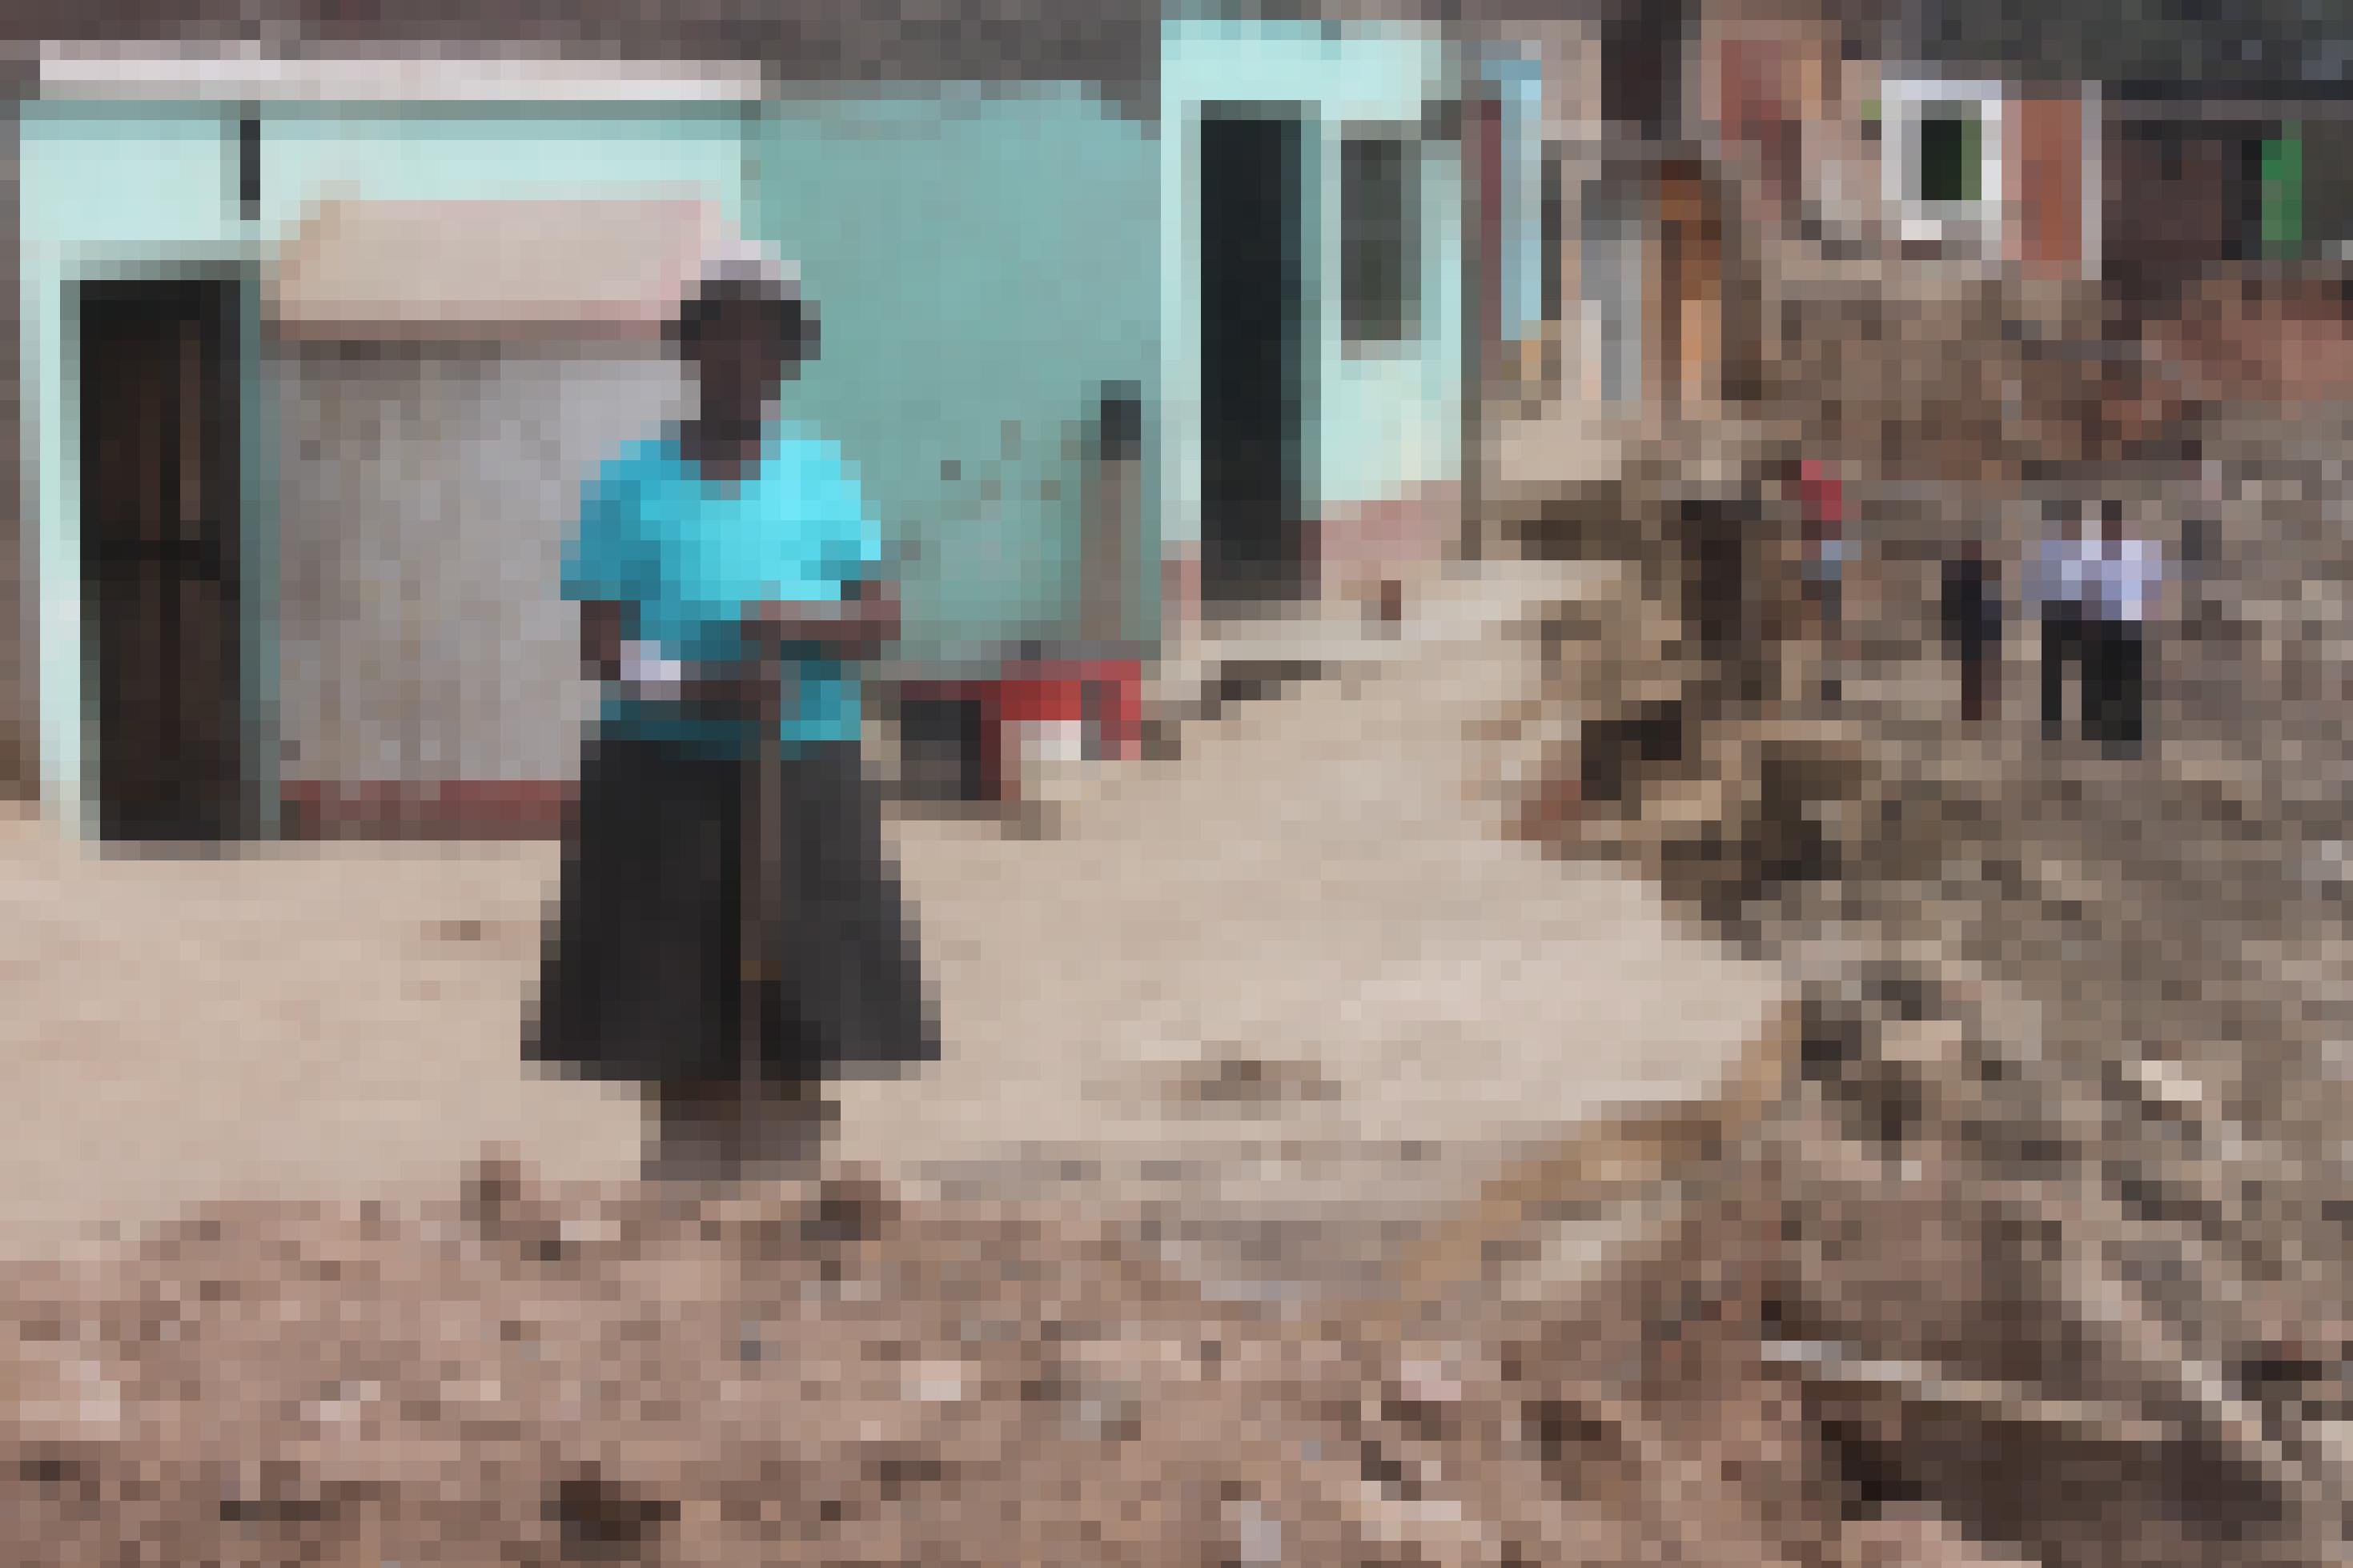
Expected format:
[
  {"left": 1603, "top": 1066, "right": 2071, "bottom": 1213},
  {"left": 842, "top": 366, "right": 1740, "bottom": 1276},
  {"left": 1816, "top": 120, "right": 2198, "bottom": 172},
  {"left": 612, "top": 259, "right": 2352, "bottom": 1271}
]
[
  {"left": 743, "top": 579, "right": 901, "bottom": 660},
  {"left": 580, "top": 600, "right": 775, "bottom": 720},
  {"left": 580, "top": 600, "right": 627, "bottom": 684}
]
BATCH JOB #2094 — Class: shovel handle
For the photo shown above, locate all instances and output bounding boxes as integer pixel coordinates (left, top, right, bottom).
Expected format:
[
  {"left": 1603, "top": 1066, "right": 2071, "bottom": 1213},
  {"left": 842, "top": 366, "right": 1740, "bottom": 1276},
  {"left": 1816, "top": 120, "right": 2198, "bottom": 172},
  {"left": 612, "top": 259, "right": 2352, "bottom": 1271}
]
[{"left": 740, "top": 649, "right": 786, "bottom": 1107}]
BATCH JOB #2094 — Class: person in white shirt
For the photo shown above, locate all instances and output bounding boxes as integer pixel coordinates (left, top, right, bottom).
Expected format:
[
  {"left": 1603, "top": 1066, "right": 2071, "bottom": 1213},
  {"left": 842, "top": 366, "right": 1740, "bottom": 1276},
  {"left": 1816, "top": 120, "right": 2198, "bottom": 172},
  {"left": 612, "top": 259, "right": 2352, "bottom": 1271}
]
[
  {"left": 2029, "top": 503, "right": 2095, "bottom": 739},
  {"left": 2084, "top": 500, "right": 2163, "bottom": 756}
]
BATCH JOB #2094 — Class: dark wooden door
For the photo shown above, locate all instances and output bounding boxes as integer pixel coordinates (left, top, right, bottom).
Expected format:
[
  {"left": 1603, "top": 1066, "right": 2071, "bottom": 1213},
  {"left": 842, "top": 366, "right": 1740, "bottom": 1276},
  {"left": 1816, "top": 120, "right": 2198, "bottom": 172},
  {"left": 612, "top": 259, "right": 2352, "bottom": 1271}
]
[
  {"left": 1199, "top": 111, "right": 1307, "bottom": 608},
  {"left": 79, "top": 281, "right": 243, "bottom": 843}
]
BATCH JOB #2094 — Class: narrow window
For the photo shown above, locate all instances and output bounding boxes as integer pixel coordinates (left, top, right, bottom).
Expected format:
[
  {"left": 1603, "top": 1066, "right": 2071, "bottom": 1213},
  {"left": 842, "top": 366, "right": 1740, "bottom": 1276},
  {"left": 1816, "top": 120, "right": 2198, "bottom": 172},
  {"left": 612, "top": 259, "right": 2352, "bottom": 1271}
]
[
  {"left": 239, "top": 114, "right": 261, "bottom": 219},
  {"left": 1341, "top": 134, "right": 1419, "bottom": 347},
  {"left": 1540, "top": 147, "right": 1564, "bottom": 325}
]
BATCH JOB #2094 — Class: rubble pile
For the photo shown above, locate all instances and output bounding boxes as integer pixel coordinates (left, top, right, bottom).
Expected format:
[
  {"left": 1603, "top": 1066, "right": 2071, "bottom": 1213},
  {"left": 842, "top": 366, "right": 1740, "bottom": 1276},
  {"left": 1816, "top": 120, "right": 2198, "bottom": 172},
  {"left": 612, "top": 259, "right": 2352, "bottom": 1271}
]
[
  {"left": 1492, "top": 471, "right": 1894, "bottom": 943},
  {"left": 1371, "top": 959, "right": 2343, "bottom": 1568},
  {"left": 0, "top": 1141, "right": 2036, "bottom": 1568},
  {"left": 14, "top": 996, "right": 2327, "bottom": 1568},
  {"left": 1772, "top": 267, "right": 2102, "bottom": 482},
  {"left": 1480, "top": 375, "right": 2353, "bottom": 1565},
  {"left": 0, "top": 1165, "right": 1328, "bottom": 1568}
]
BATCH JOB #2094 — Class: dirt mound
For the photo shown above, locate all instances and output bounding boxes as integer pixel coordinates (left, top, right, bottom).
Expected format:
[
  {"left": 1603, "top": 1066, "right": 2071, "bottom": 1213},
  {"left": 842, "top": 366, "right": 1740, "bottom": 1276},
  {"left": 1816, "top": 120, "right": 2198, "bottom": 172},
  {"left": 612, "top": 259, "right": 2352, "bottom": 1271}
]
[
  {"left": 0, "top": 1152, "right": 1819, "bottom": 1568},
  {"left": 1476, "top": 433, "right": 2351, "bottom": 1566},
  {"left": 7, "top": 963, "right": 2337, "bottom": 1568}
]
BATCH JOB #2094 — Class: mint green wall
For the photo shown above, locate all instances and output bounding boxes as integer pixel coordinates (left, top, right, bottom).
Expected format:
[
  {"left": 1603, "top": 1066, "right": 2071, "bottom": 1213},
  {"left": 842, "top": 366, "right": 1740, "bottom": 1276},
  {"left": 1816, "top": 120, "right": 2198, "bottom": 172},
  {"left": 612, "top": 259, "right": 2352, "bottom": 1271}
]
[
  {"left": 19, "top": 102, "right": 756, "bottom": 828},
  {"left": 753, "top": 91, "right": 1160, "bottom": 671},
  {"left": 20, "top": 94, "right": 1157, "bottom": 824},
  {"left": 1160, "top": 17, "right": 1462, "bottom": 553}
]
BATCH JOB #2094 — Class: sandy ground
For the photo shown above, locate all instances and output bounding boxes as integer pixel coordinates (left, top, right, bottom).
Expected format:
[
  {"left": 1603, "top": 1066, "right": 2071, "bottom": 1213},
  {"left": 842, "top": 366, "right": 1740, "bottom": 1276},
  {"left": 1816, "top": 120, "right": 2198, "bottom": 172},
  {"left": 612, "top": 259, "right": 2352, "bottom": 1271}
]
[{"left": 0, "top": 577, "right": 1781, "bottom": 1263}]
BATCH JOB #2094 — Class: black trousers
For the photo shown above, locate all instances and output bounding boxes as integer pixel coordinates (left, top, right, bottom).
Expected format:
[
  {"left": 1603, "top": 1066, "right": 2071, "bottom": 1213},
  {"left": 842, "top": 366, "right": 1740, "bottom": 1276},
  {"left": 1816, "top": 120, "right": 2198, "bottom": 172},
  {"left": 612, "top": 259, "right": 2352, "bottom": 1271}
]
[
  {"left": 2089, "top": 618, "right": 2146, "bottom": 750},
  {"left": 2041, "top": 604, "right": 2090, "bottom": 733}
]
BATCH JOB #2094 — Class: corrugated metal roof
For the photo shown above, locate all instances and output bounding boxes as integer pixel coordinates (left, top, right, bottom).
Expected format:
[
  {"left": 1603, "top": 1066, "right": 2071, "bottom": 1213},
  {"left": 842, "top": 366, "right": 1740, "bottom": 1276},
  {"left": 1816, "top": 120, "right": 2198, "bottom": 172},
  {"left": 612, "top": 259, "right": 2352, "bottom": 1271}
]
[{"left": 267, "top": 196, "right": 722, "bottom": 342}]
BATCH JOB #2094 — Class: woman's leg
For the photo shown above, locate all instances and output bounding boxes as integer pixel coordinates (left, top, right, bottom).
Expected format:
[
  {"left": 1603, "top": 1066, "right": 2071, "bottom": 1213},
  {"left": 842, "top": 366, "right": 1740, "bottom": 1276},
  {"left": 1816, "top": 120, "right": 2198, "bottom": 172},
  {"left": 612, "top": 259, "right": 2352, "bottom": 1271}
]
[
  {"left": 646, "top": 1078, "right": 831, "bottom": 1183},
  {"left": 737, "top": 1074, "right": 835, "bottom": 1177},
  {"left": 2113, "top": 623, "right": 2146, "bottom": 752},
  {"left": 2041, "top": 612, "right": 2068, "bottom": 733},
  {"left": 646, "top": 1080, "right": 746, "bottom": 1183},
  {"left": 2083, "top": 617, "right": 2116, "bottom": 744}
]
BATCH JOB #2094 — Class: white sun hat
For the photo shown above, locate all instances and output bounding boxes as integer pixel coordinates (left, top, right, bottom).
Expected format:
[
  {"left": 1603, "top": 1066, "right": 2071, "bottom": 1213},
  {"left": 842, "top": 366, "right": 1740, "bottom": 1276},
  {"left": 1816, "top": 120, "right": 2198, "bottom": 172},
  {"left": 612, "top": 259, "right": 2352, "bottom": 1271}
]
[{"left": 694, "top": 235, "right": 801, "bottom": 299}]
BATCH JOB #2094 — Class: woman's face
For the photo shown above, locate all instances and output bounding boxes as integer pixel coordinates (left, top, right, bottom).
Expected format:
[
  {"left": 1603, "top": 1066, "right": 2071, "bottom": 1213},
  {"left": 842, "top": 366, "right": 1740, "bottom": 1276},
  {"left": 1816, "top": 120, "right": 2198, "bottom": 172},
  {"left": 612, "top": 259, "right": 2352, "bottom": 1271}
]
[{"left": 689, "top": 298, "right": 796, "bottom": 431}]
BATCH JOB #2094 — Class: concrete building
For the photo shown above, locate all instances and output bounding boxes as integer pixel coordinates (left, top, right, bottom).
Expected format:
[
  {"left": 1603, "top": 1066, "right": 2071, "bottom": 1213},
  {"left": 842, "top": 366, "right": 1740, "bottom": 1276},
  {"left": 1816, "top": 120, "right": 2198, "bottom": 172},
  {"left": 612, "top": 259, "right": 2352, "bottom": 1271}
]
[
  {"left": 14, "top": 50, "right": 1159, "bottom": 837},
  {"left": 1159, "top": 14, "right": 1471, "bottom": 626},
  {"left": 7, "top": 5, "right": 1556, "bottom": 838}
]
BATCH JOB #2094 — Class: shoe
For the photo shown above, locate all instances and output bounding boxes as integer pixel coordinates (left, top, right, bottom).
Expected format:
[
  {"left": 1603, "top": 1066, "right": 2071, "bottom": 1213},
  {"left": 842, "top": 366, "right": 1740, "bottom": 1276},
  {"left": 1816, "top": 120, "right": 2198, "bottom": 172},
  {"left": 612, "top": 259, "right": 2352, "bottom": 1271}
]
[
  {"left": 643, "top": 1129, "right": 745, "bottom": 1186},
  {"left": 737, "top": 1091, "right": 835, "bottom": 1179},
  {"left": 644, "top": 1088, "right": 753, "bottom": 1186}
]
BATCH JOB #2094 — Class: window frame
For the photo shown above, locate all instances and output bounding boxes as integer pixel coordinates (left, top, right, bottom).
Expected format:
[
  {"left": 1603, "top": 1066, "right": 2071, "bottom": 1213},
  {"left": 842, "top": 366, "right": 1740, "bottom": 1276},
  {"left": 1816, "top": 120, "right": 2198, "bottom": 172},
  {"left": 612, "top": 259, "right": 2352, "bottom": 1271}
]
[{"left": 1882, "top": 78, "right": 2006, "bottom": 245}]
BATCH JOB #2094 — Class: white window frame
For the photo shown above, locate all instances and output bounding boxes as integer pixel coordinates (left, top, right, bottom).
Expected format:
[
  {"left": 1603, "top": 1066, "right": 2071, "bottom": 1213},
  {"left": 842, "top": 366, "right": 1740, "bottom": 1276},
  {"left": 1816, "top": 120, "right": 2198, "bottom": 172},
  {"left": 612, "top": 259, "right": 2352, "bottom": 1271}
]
[{"left": 1881, "top": 77, "right": 2006, "bottom": 247}]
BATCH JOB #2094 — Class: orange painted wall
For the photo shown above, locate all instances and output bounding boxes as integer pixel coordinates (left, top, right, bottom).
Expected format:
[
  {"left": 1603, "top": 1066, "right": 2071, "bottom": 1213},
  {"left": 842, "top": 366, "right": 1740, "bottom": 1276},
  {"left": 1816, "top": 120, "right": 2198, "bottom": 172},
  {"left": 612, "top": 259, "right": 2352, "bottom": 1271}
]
[{"left": 2010, "top": 91, "right": 2084, "bottom": 275}]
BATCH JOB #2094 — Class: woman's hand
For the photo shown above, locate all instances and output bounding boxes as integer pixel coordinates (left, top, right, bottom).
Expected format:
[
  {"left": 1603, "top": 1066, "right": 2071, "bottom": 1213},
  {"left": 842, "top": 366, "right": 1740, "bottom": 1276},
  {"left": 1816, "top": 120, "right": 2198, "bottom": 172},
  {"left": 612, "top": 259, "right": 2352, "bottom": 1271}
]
[
  {"left": 681, "top": 660, "right": 795, "bottom": 724},
  {"left": 743, "top": 582, "right": 900, "bottom": 660}
]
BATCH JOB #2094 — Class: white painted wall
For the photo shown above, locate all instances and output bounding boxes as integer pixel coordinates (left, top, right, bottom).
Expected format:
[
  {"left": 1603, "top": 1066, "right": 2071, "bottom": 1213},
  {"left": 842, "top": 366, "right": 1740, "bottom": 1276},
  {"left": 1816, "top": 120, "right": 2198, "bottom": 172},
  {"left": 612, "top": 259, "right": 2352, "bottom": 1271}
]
[{"left": 271, "top": 343, "right": 683, "bottom": 787}]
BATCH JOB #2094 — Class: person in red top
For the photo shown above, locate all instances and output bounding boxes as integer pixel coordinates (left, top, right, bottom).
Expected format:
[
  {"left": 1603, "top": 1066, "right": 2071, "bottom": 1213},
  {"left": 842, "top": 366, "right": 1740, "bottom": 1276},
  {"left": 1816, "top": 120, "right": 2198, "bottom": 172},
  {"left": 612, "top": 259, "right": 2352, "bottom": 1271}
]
[{"left": 1786, "top": 458, "right": 1850, "bottom": 701}]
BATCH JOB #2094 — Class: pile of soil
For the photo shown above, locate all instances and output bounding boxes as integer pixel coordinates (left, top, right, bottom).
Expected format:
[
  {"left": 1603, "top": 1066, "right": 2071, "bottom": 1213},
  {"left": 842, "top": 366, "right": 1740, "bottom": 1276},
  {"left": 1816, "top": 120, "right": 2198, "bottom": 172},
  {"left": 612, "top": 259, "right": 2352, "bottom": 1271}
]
[
  {"left": 7, "top": 978, "right": 2331, "bottom": 1568},
  {"left": 0, "top": 1152, "right": 1854, "bottom": 1568},
  {"left": 1484, "top": 398, "right": 2353, "bottom": 1565}
]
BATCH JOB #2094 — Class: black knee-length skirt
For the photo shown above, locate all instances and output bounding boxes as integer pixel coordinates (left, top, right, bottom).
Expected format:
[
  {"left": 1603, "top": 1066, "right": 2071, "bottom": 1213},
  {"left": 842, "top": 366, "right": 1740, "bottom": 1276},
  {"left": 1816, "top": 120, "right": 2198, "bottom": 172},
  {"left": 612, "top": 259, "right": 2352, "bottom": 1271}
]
[{"left": 525, "top": 732, "right": 939, "bottom": 1089}]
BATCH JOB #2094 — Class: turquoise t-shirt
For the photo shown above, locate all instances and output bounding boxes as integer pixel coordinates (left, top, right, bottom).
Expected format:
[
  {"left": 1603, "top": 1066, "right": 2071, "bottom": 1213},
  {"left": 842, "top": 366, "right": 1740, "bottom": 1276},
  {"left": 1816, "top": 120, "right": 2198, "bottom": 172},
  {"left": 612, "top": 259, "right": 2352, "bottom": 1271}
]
[{"left": 560, "top": 422, "right": 884, "bottom": 759}]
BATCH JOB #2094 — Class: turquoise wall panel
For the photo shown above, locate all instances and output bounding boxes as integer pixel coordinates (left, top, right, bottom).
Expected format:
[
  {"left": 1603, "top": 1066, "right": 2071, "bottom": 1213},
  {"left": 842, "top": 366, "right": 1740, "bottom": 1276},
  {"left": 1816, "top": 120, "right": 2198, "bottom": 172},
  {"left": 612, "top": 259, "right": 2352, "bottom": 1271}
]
[{"left": 756, "top": 90, "right": 1160, "bottom": 669}]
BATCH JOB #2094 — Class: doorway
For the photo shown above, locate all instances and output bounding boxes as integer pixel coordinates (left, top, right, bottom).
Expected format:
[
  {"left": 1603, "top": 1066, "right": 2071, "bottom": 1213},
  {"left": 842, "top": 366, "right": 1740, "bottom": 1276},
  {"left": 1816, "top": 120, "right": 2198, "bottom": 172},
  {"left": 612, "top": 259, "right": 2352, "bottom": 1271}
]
[
  {"left": 1199, "top": 110, "right": 1309, "bottom": 610},
  {"left": 78, "top": 279, "right": 245, "bottom": 843}
]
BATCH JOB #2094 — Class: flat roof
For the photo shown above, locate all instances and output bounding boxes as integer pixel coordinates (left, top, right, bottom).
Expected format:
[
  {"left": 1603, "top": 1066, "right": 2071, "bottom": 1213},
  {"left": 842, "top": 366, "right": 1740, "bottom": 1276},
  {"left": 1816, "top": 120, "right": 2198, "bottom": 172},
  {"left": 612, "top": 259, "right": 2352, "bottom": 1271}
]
[
  {"left": 37, "top": 44, "right": 767, "bottom": 102},
  {"left": 269, "top": 195, "right": 722, "bottom": 341}
]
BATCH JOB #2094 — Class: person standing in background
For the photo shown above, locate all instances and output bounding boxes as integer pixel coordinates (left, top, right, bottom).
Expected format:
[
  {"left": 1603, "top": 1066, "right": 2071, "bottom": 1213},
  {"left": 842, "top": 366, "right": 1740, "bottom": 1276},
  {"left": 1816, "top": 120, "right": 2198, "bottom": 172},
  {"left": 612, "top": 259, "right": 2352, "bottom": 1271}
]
[
  {"left": 2031, "top": 502, "right": 2094, "bottom": 740},
  {"left": 2084, "top": 499, "right": 2163, "bottom": 759},
  {"left": 1939, "top": 539, "right": 2003, "bottom": 723},
  {"left": 1789, "top": 458, "right": 1850, "bottom": 703}
]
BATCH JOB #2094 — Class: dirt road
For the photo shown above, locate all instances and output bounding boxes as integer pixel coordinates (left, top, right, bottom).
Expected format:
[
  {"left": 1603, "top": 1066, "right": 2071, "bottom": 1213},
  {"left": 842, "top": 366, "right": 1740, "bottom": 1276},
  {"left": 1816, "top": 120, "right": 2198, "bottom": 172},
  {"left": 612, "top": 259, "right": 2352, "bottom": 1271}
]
[{"left": 0, "top": 567, "right": 1781, "bottom": 1262}]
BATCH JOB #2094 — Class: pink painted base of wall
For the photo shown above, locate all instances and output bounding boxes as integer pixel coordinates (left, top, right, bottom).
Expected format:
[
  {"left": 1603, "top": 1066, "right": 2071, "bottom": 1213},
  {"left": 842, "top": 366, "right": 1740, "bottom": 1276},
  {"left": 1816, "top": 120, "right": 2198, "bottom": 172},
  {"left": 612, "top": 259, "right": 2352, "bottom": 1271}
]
[
  {"left": 1310, "top": 481, "right": 1464, "bottom": 601},
  {"left": 1164, "top": 482, "right": 1462, "bottom": 632},
  {"left": 280, "top": 781, "right": 574, "bottom": 840}
]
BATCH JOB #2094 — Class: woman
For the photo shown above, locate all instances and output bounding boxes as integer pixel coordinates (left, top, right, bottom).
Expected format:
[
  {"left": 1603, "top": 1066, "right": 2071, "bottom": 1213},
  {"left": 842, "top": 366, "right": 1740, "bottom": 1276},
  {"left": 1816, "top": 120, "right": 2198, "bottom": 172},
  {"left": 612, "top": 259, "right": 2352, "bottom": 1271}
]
[{"left": 526, "top": 240, "right": 938, "bottom": 1183}]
